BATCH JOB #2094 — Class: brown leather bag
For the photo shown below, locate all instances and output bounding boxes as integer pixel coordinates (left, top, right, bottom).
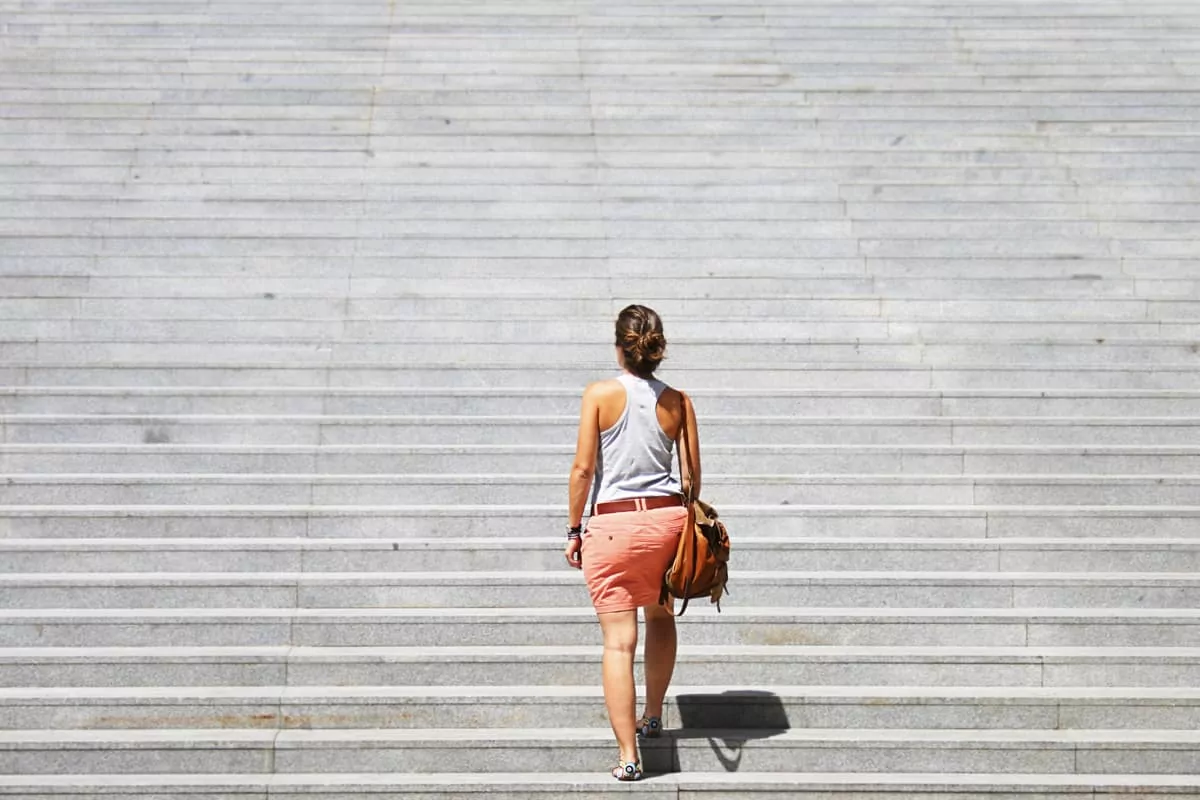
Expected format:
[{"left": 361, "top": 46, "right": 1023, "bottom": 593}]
[{"left": 661, "top": 391, "right": 730, "bottom": 615}]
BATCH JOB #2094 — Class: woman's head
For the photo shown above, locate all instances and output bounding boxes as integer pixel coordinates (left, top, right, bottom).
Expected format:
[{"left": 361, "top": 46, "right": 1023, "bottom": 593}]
[{"left": 615, "top": 304, "right": 666, "bottom": 378}]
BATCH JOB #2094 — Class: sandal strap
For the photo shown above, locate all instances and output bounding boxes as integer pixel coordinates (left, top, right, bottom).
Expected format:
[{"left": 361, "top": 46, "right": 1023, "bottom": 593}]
[{"left": 637, "top": 715, "right": 662, "bottom": 737}]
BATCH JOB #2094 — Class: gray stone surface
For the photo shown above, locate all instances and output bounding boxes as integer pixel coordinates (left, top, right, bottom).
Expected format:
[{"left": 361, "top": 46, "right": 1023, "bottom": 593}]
[
  {"left": 15, "top": 362, "right": 1200, "bottom": 390},
  {"left": 25, "top": 415, "right": 1200, "bottom": 447},
  {"left": 6, "top": 506, "right": 1200, "bottom": 541},
  {"left": 5, "top": 772, "right": 1200, "bottom": 799},
  {"left": 14, "top": 443, "right": 1200, "bottom": 476},
  {"left": 10, "top": 536, "right": 1200, "bottom": 573},
  {"left": 7, "top": 608, "right": 1200, "bottom": 649},
  {"left": 7, "top": 473, "right": 1200, "bottom": 506},
  {"left": 11, "top": 644, "right": 1200, "bottom": 690},
  {"left": 9, "top": 387, "right": 1200, "bottom": 418},
  {"left": 4, "top": 0, "right": 1200, "bottom": 793},
  {"left": 7, "top": 571, "right": 1200, "bottom": 610},
  {"left": 11, "top": 728, "right": 1198, "bottom": 776},
  {"left": 6, "top": 685, "right": 1200, "bottom": 733}
]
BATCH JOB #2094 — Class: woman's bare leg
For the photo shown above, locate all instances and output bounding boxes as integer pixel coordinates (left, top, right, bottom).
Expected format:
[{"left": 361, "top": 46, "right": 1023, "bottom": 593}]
[
  {"left": 597, "top": 609, "right": 639, "bottom": 762},
  {"left": 642, "top": 600, "right": 677, "bottom": 720}
]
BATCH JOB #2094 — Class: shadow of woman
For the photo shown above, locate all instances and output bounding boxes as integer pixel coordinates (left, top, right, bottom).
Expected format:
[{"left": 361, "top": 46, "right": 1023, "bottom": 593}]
[{"left": 641, "top": 689, "right": 790, "bottom": 775}]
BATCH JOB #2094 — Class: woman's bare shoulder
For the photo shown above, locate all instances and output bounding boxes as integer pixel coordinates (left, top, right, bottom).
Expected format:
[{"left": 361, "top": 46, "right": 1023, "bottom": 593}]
[
  {"left": 658, "top": 383, "right": 685, "bottom": 408},
  {"left": 583, "top": 378, "right": 625, "bottom": 400}
]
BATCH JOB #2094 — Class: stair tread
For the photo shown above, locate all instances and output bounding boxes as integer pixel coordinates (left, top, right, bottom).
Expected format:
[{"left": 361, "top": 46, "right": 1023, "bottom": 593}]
[
  {"left": 4, "top": 607, "right": 1199, "bottom": 619},
  {"left": 7, "top": 388, "right": 1200, "bottom": 397},
  {"left": 8, "top": 412, "right": 1200, "bottom": 420},
  {"left": 5, "top": 644, "right": 1200, "bottom": 659},
  {"left": 4, "top": 536, "right": 1200, "bottom": 547},
  {"left": 5, "top": 685, "right": 1200, "bottom": 701},
  {"left": 1, "top": 771, "right": 1199, "bottom": 790},
  {"left": 8, "top": 473, "right": 1200, "bottom": 481},
  {"left": 6, "top": 571, "right": 1200, "bottom": 584},
  {"left": 5, "top": 727, "right": 1200, "bottom": 744},
  {"left": 3, "top": 505, "right": 1199, "bottom": 513},
  {"left": 9, "top": 443, "right": 1200, "bottom": 452}
]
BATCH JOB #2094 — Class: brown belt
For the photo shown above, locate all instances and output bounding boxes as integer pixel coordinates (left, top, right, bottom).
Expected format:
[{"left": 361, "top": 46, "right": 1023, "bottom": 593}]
[{"left": 592, "top": 495, "right": 686, "bottom": 516}]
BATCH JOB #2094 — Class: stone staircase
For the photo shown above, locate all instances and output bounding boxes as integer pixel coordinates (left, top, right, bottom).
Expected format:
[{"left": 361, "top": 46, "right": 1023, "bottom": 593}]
[{"left": 3, "top": 0, "right": 1200, "bottom": 796}]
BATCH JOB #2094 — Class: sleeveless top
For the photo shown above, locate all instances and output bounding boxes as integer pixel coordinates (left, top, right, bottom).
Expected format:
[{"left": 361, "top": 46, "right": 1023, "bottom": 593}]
[{"left": 592, "top": 373, "right": 682, "bottom": 504}]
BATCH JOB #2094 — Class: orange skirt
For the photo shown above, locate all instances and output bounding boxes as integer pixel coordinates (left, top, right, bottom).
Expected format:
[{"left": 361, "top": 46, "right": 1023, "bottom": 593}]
[{"left": 582, "top": 505, "right": 687, "bottom": 614}]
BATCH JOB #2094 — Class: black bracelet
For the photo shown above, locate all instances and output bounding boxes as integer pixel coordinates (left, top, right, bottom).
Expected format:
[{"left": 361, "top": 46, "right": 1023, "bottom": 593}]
[{"left": 566, "top": 524, "right": 582, "bottom": 540}]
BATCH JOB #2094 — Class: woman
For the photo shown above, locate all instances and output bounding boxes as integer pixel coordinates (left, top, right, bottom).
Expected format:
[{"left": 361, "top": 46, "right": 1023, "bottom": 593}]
[{"left": 563, "top": 304, "right": 701, "bottom": 782}]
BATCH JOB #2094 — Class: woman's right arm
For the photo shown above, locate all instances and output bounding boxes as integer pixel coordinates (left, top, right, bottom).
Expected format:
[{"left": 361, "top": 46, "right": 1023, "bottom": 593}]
[{"left": 568, "top": 384, "right": 601, "bottom": 529}]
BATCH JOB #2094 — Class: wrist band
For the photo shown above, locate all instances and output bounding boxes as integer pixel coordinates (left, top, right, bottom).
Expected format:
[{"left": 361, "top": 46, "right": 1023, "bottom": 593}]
[{"left": 566, "top": 524, "right": 582, "bottom": 540}]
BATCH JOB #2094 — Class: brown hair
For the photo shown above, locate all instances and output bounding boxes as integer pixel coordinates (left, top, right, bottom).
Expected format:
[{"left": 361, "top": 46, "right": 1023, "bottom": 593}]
[{"left": 615, "top": 304, "right": 667, "bottom": 378}]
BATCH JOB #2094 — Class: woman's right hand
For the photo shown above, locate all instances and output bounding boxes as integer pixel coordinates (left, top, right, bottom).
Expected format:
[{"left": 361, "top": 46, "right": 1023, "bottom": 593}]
[{"left": 564, "top": 537, "right": 582, "bottom": 569}]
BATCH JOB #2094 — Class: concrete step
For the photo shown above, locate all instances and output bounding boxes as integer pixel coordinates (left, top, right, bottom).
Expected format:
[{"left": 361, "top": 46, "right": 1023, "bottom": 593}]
[
  {"left": 9, "top": 362, "right": 1200, "bottom": 391},
  {"left": 7, "top": 163, "right": 1130, "bottom": 190},
  {"left": 7, "top": 644, "right": 1200, "bottom": 690},
  {"left": 15, "top": 317, "right": 1200, "bottom": 344},
  {"left": 0, "top": 191, "right": 1153, "bottom": 217},
  {"left": 2, "top": 608, "right": 1197, "bottom": 648},
  {"left": 4, "top": 179, "right": 1134, "bottom": 203},
  {"left": 3, "top": 571, "right": 1200, "bottom": 610},
  {"left": 0, "top": 173, "right": 1167, "bottom": 198},
  {"left": 12, "top": 253, "right": 1151, "bottom": 282},
  {"left": 5, "top": 296, "right": 1200, "bottom": 323},
  {"left": 25, "top": 340, "right": 1200, "bottom": 371},
  {"left": 3, "top": 130, "right": 1192, "bottom": 153},
  {"left": 12, "top": 133, "right": 1199, "bottom": 156},
  {"left": 0, "top": 255, "right": 1181, "bottom": 279},
  {"left": 2, "top": 772, "right": 1200, "bottom": 800},
  {"left": 7, "top": 443, "right": 1200, "bottom": 475},
  {"left": 0, "top": 280, "right": 1191, "bottom": 304},
  {"left": 4, "top": 473, "right": 1200, "bottom": 505},
  {"left": 9, "top": 363, "right": 1200, "bottom": 391},
  {"left": 5, "top": 339, "right": 1200, "bottom": 368},
  {"left": 7, "top": 415, "right": 1200, "bottom": 446},
  {"left": 0, "top": 162, "right": 1182, "bottom": 192},
  {"left": 7, "top": 275, "right": 1192, "bottom": 301},
  {"left": 6, "top": 388, "right": 1200, "bottom": 417},
  {"left": 65, "top": 153, "right": 1171, "bottom": 179},
  {"left": 3, "top": 685, "right": 1200, "bottom": 732},
  {"left": 3, "top": 727, "right": 1199, "bottom": 776},
  {"left": 4, "top": 506, "right": 1198, "bottom": 541},
  {"left": 6, "top": 537, "right": 1198, "bottom": 573},
  {"left": 4, "top": 57, "right": 1197, "bottom": 83}
]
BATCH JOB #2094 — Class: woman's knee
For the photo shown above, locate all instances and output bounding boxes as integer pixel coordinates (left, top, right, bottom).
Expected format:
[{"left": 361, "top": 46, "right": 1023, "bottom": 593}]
[{"left": 599, "top": 610, "right": 638, "bottom": 652}]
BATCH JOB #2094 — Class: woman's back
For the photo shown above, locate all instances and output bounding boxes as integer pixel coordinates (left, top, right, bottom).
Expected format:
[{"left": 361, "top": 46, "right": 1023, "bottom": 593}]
[{"left": 593, "top": 373, "right": 682, "bottom": 504}]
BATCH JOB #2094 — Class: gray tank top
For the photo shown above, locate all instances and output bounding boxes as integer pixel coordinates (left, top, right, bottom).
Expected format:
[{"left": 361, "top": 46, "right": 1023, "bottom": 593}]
[{"left": 593, "top": 373, "right": 682, "bottom": 504}]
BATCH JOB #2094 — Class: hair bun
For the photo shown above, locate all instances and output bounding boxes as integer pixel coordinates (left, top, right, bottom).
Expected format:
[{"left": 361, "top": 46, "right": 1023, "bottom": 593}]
[
  {"left": 615, "top": 305, "right": 667, "bottom": 377},
  {"left": 638, "top": 330, "right": 666, "bottom": 359}
]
